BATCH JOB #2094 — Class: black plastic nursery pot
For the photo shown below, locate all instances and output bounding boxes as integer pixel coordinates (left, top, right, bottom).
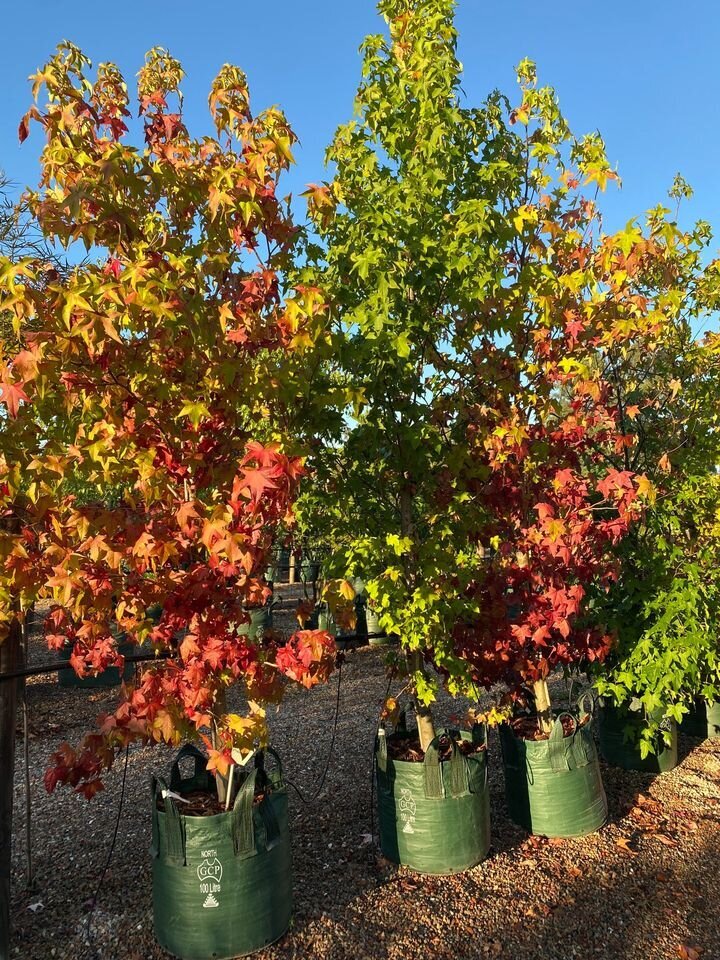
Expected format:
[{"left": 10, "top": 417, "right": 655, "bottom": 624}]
[
  {"left": 58, "top": 639, "right": 135, "bottom": 688},
  {"left": 151, "top": 745, "right": 292, "bottom": 960},
  {"left": 679, "top": 698, "right": 720, "bottom": 740},
  {"left": 598, "top": 701, "right": 678, "bottom": 774},
  {"left": 499, "top": 714, "right": 607, "bottom": 838},
  {"left": 375, "top": 728, "right": 491, "bottom": 874}
]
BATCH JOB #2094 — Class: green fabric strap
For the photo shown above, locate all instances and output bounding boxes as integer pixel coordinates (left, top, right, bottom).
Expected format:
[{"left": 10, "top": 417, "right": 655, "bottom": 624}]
[
  {"left": 423, "top": 741, "right": 445, "bottom": 799},
  {"left": 576, "top": 690, "right": 596, "bottom": 723},
  {"left": 376, "top": 730, "right": 388, "bottom": 774},
  {"left": 447, "top": 746, "right": 469, "bottom": 798},
  {"left": 150, "top": 775, "right": 161, "bottom": 859},
  {"left": 232, "top": 768, "right": 258, "bottom": 860},
  {"left": 548, "top": 714, "right": 574, "bottom": 774},
  {"left": 158, "top": 775, "right": 186, "bottom": 866}
]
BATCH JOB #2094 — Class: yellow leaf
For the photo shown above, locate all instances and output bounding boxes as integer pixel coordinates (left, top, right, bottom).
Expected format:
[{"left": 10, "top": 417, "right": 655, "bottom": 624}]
[
  {"left": 339, "top": 579, "right": 356, "bottom": 601},
  {"left": 635, "top": 474, "right": 656, "bottom": 504}
]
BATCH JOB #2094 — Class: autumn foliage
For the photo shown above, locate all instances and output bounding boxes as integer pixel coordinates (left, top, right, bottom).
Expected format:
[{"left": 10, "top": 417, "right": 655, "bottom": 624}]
[{"left": 0, "top": 44, "right": 334, "bottom": 797}]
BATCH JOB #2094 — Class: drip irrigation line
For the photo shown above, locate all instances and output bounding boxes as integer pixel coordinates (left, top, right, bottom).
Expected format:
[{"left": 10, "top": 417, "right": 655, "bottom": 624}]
[
  {"left": 85, "top": 743, "right": 130, "bottom": 951},
  {"left": 284, "top": 660, "right": 343, "bottom": 806}
]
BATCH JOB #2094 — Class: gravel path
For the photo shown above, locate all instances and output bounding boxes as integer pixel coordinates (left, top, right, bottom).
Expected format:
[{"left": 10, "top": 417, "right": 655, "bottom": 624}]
[{"left": 8, "top": 595, "right": 720, "bottom": 960}]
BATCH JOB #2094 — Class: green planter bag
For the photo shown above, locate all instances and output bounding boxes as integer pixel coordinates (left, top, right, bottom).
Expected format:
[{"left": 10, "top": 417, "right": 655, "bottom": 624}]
[
  {"left": 236, "top": 606, "right": 273, "bottom": 641},
  {"left": 680, "top": 698, "right": 720, "bottom": 740},
  {"left": 598, "top": 701, "right": 678, "bottom": 773},
  {"left": 300, "top": 560, "right": 321, "bottom": 583},
  {"left": 500, "top": 705, "right": 607, "bottom": 838},
  {"left": 151, "top": 744, "right": 292, "bottom": 960},
  {"left": 375, "top": 727, "right": 491, "bottom": 875}
]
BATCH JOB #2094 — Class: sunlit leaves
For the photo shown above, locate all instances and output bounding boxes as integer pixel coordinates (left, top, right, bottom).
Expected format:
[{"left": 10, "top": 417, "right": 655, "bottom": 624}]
[{"left": 1, "top": 45, "right": 335, "bottom": 796}]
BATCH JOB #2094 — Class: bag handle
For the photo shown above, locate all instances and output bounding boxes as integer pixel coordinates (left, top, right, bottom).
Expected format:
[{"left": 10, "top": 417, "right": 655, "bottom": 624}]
[
  {"left": 547, "top": 712, "right": 576, "bottom": 774},
  {"left": 150, "top": 774, "right": 186, "bottom": 865},
  {"left": 375, "top": 727, "right": 388, "bottom": 774},
  {"left": 231, "top": 767, "right": 258, "bottom": 860},
  {"left": 256, "top": 746, "right": 284, "bottom": 786},
  {"left": 169, "top": 743, "right": 212, "bottom": 794},
  {"left": 576, "top": 689, "right": 597, "bottom": 722},
  {"left": 423, "top": 729, "right": 469, "bottom": 800}
]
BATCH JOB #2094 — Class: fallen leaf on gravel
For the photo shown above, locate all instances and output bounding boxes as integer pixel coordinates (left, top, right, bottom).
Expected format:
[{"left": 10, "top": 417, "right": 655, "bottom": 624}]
[
  {"left": 654, "top": 833, "right": 679, "bottom": 847},
  {"left": 567, "top": 865, "right": 583, "bottom": 878},
  {"left": 615, "top": 837, "right": 638, "bottom": 856},
  {"left": 526, "top": 903, "right": 553, "bottom": 918},
  {"left": 677, "top": 945, "right": 702, "bottom": 959}
]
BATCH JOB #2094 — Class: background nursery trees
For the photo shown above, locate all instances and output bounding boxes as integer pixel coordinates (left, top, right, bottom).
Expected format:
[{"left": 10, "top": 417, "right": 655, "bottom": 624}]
[{"left": 0, "top": 44, "right": 336, "bottom": 805}]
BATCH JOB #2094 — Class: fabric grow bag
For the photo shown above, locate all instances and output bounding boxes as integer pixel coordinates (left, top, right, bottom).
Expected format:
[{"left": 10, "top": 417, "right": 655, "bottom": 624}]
[
  {"left": 236, "top": 607, "right": 272, "bottom": 641},
  {"left": 500, "top": 712, "right": 607, "bottom": 838},
  {"left": 375, "top": 728, "right": 491, "bottom": 874},
  {"left": 151, "top": 744, "right": 292, "bottom": 960},
  {"left": 598, "top": 701, "right": 677, "bottom": 773},
  {"left": 680, "top": 698, "right": 720, "bottom": 740}
]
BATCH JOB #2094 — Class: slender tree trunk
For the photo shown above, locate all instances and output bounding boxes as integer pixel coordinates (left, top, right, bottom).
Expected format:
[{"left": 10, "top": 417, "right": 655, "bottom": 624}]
[
  {"left": 533, "top": 678, "right": 554, "bottom": 737},
  {"left": 407, "top": 649, "right": 436, "bottom": 752},
  {"left": 399, "top": 486, "right": 436, "bottom": 752},
  {"left": 212, "top": 687, "right": 229, "bottom": 805},
  {"left": 0, "top": 619, "right": 21, "bottom": 960}
]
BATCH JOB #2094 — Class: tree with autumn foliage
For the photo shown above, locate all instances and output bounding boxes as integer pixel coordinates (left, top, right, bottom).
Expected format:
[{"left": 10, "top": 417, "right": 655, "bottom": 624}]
[
  {"left": 584, "top": 206, "right": 720, "bottom": 751},
  {"left": 0, "top": 43, "right": 335, "bottom": 800},
  {"left": 447, "top": 74, "right": 720, "bottom": 735},
  {"left": 305, "top": 0, "right": 676, "bottom": 744}
]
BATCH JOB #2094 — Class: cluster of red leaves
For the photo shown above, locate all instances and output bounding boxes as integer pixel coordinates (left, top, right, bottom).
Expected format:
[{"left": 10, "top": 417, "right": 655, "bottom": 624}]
[
  {"left": 275, "top": 629, "right": 337, "bottom": 689},
  {"left": 449, "top": 309, "right": 648, "bottom": 693}
]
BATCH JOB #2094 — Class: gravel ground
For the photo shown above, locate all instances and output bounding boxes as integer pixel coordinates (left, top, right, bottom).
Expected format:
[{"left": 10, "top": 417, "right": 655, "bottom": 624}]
[{"left": 8, "top": 589, "right": 720, "bottom": 960}]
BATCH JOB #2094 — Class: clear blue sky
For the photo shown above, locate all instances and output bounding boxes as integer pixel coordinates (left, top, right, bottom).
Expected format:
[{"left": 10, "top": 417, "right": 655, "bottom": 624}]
[{"left": 0, "top": 0, "right": 716, "bottom": 239}]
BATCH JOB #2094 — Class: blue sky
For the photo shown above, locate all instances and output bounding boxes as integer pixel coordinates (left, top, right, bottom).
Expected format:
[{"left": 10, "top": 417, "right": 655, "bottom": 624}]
[{"left": 0, "top": 0, "right": 716, "bottom": 240}]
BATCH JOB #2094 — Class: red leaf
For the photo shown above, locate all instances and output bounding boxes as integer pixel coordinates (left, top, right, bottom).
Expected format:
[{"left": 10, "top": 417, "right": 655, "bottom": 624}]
[{"left": 0, "top": 378, "right": 29, "bottom": 418}]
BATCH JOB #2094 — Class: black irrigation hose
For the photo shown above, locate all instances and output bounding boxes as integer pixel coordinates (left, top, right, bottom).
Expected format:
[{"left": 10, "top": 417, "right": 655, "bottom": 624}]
[
  {"left": 284, "top": 659, "right": 343, "bottom": 806},
  {"left": 0, "top": 634, "right": 390, "bottom": 684},
  {"left": 85, "top": 743, "right": 130, "bottom": 950},
  {"left": 0, "top": 650, "right": 175, "bottom": 683}
]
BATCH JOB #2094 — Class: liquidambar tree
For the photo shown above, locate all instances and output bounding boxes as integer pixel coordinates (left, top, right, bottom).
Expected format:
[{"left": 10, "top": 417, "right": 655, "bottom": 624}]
[
  {"left": 306, "top": 0, "right": 656, "bottom": 749},
  {"left": 0, "top": 44, "right": 336, "bottom": 804}
]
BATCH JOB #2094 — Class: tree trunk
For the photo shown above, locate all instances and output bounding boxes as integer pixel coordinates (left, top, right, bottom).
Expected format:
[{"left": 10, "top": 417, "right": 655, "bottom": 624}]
[
  {"left": 533, "top": 678, "right": 554, "bottom": 737},
  {"left": 0, "top": 619, "right": 21, "bottom": 960},
  {"left": 398, "top": 485, "right": 437, "bottom": 753},
  {"left": 408, "top": 648, "right": 436, "bottom": 753}
]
